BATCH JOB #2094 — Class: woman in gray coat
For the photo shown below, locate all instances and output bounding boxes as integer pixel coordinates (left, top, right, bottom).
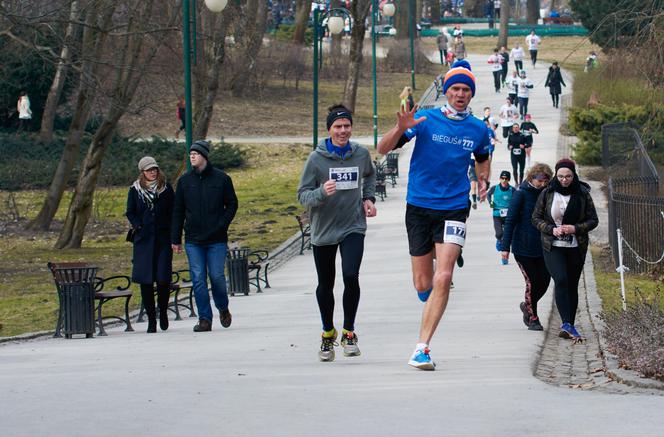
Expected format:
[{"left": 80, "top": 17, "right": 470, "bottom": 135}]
[{"left": 297, "top": 104, "right": 377, "bottom": 362}]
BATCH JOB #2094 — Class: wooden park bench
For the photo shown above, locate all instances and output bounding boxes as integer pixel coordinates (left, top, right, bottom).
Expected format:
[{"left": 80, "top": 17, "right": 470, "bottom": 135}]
[
  {"left": 296, "top": 211, "right": 311, "bottom": 255},
  {"left": 48, "top": 262, "right": 134, "bottom": 337},
  {"left": 543, "top": 16, "right": 574, "bottom": 25}
]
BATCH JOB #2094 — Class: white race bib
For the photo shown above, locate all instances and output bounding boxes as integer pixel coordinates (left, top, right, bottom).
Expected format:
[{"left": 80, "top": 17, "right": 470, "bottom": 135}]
[
  {"left": 329, "top": 167, "right": 359, "bottom": 190},
  {"left": 512, "top": 147, "right": 522, "bottom": 155},
  {"left": 443, "top": 220, "right": 466, "bottom": 247},
  {"left": 499, "top": 208, "right": 508, "bottom": 217}
]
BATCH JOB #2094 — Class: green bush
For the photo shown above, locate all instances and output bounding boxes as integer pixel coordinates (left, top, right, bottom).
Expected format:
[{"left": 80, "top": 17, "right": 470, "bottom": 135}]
[
  {"left": 274, "top": 24, "right": 314, "bottom": 45},
  {"left": 0, "top": 134, "right": 246, "bottom": 190},
  {"left": 568, "top": 102, "right": 664, "bottom": 165}
]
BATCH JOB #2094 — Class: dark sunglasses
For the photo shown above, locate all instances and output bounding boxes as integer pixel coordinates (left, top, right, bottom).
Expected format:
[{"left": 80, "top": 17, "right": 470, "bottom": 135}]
[{"left": 500, "top": 176, "right": 509, "bottom": 180}]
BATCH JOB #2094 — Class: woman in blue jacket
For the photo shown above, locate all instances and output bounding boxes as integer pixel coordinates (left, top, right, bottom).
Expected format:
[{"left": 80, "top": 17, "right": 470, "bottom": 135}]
[
  {"left": 499, "top": 163, "right": 553, "bottom": 331},
  {"left": 126, "top": 157, "right": 174, "bottom": 333}
]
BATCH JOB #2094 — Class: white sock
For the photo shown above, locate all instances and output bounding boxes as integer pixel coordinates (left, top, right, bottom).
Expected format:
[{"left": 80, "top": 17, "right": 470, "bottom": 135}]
[
  {"left": 415, "top": 343, "right": 428, "bottom": 352},
  {"left": 526, "top": 156, "right": 531, "bottom": 167}
]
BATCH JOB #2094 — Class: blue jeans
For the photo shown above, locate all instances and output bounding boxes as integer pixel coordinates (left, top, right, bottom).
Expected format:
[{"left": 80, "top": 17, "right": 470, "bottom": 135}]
[{"left": 185, "top": 242, "right": 229, "bottom": 322}]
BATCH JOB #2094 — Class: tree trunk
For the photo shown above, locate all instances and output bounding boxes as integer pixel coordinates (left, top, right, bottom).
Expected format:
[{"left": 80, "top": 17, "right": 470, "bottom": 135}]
[
  {"left": 27, "top": 1, "right": 114, "bottom": 231},
  {"left": 329, "top": 0, "right": 343, "bottom": 62},
  {"left": 527, "top": 0, "right": 540, "bottom": 24},
  {"left": 292, "top": 0, "right": 310, "bottom": 45},
  {"left": 230, "top": 0, "right": 268, "bottom": 97},
  {"left": 431, "top": 0, "right": 441, "bottom": 24},
  {"left": 394, "top": 0, "right": 409, "bottom": 40},
  {"left": 498, "top": 0, "right": 511, "bottom": 49},
  {"left": 38, "top": 0, "right": 80, "bottom": 144},
  {"left": 341, "top": 0, "right": 371, "bottom": 111}
]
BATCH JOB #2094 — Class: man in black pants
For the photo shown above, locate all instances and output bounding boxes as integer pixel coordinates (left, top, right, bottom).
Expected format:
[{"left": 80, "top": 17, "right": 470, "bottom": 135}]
[{"left": 507, "top": 123, "right": 527, "bottom": 185}]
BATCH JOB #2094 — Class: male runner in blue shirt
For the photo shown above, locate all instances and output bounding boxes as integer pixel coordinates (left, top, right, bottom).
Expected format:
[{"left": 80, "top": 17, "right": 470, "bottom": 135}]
[{"left": 378, "top": 60, "right": 491, "bottom": 370}]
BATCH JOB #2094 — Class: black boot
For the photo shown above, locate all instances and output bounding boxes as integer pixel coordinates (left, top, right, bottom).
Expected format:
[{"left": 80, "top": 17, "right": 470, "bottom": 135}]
[
  {"left": 157, "top": 282, "right": 170, "bottom": 331},
  {"left": 141, "top": 284, "right": 157, "bottom": 333}
]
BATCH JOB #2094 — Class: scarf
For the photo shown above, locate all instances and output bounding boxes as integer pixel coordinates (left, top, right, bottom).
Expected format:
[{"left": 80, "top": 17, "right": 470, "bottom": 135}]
[
  {"left": 132, "top": 179, "right": 164, "bottom": 210},
  {"left": 326, "top": 138, "right": 351, "bottom": 159},
  {"left": 549, "top": 175, "right": 582, "bottom": 224},
  {"left": 442, "top": 103, "right": 471, "bottom": 121}
]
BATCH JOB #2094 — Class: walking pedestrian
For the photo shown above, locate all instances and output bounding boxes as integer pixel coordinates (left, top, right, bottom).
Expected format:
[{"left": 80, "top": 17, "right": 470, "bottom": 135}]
[
  {"left": 171, "top": 140, "right": 239, "bottom": 332},
  {"left": 297, "top": 104, "right": 377, "bottom": 362},
  {"left": 532, "top": 158, "right": 599, "bottom": 341},
  {"left": 516, "top": 70, "right": 534, "bottom": 120},
  {"left": 126, "top": 157, "right": 175, "bottom": 333},
  {"left": 499, "top": 46, "right": 510, "bottom": 86},
  {"left": 436, "top": 32, "right": 449, "bottom": 65},
  {"left": 525, "top": 30, "right": 542, "bottom": 67},
  {"left": 510, "top": 44, "right": 525, "bottom": 74},
  {"left": 544, "top": 61, "right": 566, "bottom": 108},
  {"left": 377, "top": 60, "right": 491, "bottom": 370},
  {"left": 500, "top": 163, "right": 554, "bottom": 331},
  {"left": 175, "top": 97, "right": 186, "bottom": 139},
  {"left": 488, "top": 48, "right": 503, "bottom": 93},
  {"left": 499, "top": 97, "right": 518, "bottom": 138},
  {"left": 494, "top": 0, "right": 501, "bottom": 19},
  {"left": 16, "top": 91, "right": 32, "bottom": 134},
  {"left": 487, "top": 170, "right": 515, "bottom": 253},
  {"left": 507, "top": 123, "right": 527, "bottom": 185},
  {"left": 520, "top": 114, "right": 539, "bottom": 168},
  {"left": 453, "top": 35, "right": 467, "bottom": 61},
  {"left": 400, "top": 86, "right": 415, "bottom": 111}
]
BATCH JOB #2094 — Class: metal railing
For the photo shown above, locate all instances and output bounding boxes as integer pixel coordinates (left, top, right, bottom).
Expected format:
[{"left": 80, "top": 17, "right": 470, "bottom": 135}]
[{"left": 604, "top": 123, "right": 664, "bottom": 273}]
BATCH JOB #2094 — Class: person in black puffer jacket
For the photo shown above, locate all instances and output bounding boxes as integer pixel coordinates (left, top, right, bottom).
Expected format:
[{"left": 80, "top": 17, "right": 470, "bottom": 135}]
[
  {"left": 500, "top": 163, "right": 553, "bottom": 331},
  {"left": 544, "top": 61, "right": 566, "bottom": 108},
  {"left": 171, "top": 140, "right": 238, "bottom": 332}
]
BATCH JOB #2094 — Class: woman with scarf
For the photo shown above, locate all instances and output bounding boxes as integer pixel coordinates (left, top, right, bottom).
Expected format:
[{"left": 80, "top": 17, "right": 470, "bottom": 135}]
[
  {"left": 500, "top": 163, "right": 553, "bottom": 331},
  {"left": 126, "top": 156, "right": 175, "bottom": 333},
  {"left": 532, "top": 158, "right": 598, "bottom": 340}
]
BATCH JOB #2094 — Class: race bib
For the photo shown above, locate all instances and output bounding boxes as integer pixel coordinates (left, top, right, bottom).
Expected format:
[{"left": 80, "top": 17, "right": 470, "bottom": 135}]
[
  {"left": 443, "top": 220, "right": 466, "bottom": 247},
  {"left": 512, "top": 147, "right": 522, "bottom": 155},
  {"left": 499, "top": 208, "right": 508, "bottom": 217},
  {"left": 329, "top": 167, "right": 359, "bottom": 190}
]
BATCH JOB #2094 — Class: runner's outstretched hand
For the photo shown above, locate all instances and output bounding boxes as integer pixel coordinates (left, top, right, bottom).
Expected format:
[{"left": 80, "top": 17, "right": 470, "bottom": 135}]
[{"left": 396, "top": 103, "right": 426, "bottom": 132}]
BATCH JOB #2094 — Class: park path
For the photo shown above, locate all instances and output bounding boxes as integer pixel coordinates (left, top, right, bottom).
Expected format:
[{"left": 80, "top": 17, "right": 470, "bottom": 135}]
[{"left": 1, "top": 53, "right": 662, "bottom": 436}]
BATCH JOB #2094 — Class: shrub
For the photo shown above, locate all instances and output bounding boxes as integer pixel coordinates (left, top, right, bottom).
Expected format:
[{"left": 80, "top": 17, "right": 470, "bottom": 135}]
[
  {"left": 0, "top": 134, "right": 245, "bottom": 190},
  {"left": 601, "top": 288, "right": 664, "bottom": 381}
]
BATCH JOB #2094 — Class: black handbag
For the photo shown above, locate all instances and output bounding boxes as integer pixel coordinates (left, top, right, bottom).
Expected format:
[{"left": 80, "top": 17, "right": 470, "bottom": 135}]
[{"left": 126, "top": 228, "right": 135, "bottom": 242}]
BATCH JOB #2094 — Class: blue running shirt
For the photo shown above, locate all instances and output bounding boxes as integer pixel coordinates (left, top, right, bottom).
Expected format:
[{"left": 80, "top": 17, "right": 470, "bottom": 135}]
[{"left": 404, "top": 108, "right": 490, "bottom": 210}]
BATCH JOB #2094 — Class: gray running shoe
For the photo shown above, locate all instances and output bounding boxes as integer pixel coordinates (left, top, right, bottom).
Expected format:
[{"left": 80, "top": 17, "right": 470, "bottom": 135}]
[
  {"left": 319, "top": 334, "right": 338, "bottom": 362},
  {"left": 341, "top": 332, "right": 361, "bottom": 357}
]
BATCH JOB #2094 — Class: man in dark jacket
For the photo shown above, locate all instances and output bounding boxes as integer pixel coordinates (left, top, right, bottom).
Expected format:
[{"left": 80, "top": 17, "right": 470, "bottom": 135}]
[{"left": 171, "top": 140, "right": 239, "bottom": 332}]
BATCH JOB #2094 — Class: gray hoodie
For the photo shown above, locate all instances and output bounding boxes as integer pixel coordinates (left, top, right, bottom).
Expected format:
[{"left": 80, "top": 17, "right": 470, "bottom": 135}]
[{"left": 297, "top": 140, "right": 376, "bottom": 246}]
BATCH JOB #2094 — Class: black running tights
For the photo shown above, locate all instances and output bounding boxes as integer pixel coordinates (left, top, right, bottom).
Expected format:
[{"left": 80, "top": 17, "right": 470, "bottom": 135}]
[
  {"left": 543, "top": 247, "right": 584, "bottom": 325},
  {"left": 514, "top": 255, "right": 551, "bottom": 320},
  {"left": 492, "top": 216, "right": 506, "bottom": 241},
  {"left": 551, "top": 93, "right": 560, "bottom": 107},
  {"left": 312, "top": 233, "right": 365, "bottom": 332},
  {"left": 511, "top": 152, "right": 526, "bottom": 184}
]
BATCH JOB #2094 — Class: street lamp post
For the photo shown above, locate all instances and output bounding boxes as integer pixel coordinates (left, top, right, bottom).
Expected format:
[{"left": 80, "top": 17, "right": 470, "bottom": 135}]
[
  {"left": 372, "top": 1, "right": 395, "bottom": 149},
  {"left": 312, "top": 5, "right": 350, "bottom": 149},
  {"left": 182, "top": 0, "right": 228, "bottom": 162},
  {"left": 408, "top": 0, "right": 416, "bottom": 90}
]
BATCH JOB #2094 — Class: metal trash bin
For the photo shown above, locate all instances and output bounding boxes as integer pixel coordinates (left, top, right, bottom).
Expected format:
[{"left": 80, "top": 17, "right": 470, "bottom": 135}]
[
  {"left": 226, "top": 248, "right": 250, "bottom": 296},
  {"left": 52, "top": 265, "right": 98, "bottom": 338}
]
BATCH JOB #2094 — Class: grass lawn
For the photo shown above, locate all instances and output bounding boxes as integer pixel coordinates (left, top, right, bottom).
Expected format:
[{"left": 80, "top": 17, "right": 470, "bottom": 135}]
[{"left": 0, "top": 143, "right": 312, "bottom": 337}]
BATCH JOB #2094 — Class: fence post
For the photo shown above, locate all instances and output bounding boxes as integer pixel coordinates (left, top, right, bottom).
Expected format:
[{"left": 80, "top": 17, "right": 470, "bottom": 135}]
[{"left": 615, "top": 228, "right": 628, "bottom": 311}]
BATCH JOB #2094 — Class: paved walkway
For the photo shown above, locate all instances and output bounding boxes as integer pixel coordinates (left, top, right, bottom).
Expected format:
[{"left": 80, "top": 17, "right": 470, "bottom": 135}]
[{"left": 1, "top": 55, "right": 662, "bottom": 436}]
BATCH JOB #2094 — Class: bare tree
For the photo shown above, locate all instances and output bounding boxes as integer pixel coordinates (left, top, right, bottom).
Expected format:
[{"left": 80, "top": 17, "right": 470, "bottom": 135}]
[
  {"left": 498, "top": 0, "right": 511, "bottom": 49},
  {"left": 341, "top": 0, "right": 371, "bottom": 111},
  {"left": 229, "top": 0, "right": 269, "bottom": 97},
  {"left": 431, "top": 0, "right": 441, "bottom": 24},
  {"left": 55, "top": 0, "right": 178, "bottom": 249},
  {"left": 38, "top": 0, "right": 79, "bottom": 144}
]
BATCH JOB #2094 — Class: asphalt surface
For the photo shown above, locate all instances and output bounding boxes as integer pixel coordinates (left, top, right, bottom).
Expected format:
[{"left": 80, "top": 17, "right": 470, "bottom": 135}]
[{"left": 1, "top": 54, "right": 662, "bottom": 436}]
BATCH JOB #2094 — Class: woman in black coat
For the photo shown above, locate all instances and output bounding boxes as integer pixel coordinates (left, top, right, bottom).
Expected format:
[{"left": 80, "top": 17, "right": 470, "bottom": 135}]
[
  {"left": 544, "top": 61, "right": 566, "bottom": 108},
  {"left": 126, "top": 156, "right": 175, "bottom": 333}
]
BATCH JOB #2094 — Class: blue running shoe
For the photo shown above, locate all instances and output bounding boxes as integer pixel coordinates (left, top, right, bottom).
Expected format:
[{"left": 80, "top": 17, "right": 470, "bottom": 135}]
[
  {"left": 417, "top": 287, "right": 432, "bottom": 302},
  {"left": 408, "top": 347, "right": 436, "bottom": 370},
  {"left": 495, "top": 240, "right": 501, "bottom": 252},
  {"left": 559, "top": 323, "right": 582, "bottom": 340}
]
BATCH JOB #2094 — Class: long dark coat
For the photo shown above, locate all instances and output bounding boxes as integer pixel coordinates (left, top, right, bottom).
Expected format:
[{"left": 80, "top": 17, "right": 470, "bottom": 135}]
[
  {"left": 126, "top": 183, "right": 174, "bottom": 284},
  {"left": 544, "top": 66, "right": 566, "bottom": 95}
]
